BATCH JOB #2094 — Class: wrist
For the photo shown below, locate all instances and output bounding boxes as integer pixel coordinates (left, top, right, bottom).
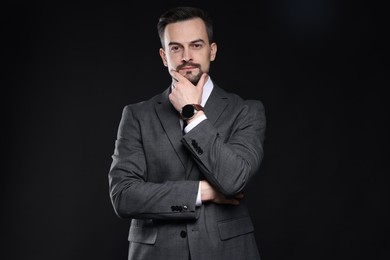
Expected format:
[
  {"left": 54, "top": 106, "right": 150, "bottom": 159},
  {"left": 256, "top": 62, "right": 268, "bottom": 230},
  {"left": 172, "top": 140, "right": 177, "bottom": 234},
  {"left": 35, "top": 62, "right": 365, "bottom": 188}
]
[
  {"left": 180, "top": 104, "right": 204, "bottom": 121},
  {"left": 186, "top": 111, "right": 205, "bottom": 125},
  {"left": 200, "top": 180, "right": 214, "bottom": 202}
]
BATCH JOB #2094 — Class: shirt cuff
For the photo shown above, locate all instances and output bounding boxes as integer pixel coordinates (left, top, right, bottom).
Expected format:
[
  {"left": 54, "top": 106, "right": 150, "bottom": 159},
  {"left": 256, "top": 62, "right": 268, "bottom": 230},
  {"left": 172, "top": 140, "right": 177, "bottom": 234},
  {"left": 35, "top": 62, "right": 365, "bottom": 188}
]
[
  {"left": 184, "top": 114, "right": 207, "bottom": 134},
  {"left": 195, "top": 181, "right": 202, "bottom": 207}
]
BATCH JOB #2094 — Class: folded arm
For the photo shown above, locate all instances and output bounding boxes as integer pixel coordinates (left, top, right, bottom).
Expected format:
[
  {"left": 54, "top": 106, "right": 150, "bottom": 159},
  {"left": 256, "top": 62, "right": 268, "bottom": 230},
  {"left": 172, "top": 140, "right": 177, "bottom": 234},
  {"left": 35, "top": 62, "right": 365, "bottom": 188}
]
[
  {"left": 182, "top": 100, "right": 266, "bottom": 198},
  {"left": 109, "top": 105, "right": 199, "bottom": 220}
]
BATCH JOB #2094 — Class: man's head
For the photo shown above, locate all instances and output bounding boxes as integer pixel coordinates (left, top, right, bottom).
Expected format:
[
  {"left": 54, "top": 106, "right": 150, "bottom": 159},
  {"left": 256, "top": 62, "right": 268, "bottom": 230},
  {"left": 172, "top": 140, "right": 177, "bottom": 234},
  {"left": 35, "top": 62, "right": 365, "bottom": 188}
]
[{"left": 157, "top": 6, "right": 217, "bottom": 85}]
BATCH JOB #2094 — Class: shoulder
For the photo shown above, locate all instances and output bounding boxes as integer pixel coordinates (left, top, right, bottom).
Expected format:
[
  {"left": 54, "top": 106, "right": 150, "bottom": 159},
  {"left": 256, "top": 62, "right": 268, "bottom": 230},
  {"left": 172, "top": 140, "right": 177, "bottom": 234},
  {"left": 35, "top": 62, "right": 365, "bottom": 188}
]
[
  {"left": 121, "top": 90, "right": 166, "bottom": 117},
  {"left": 215, "top": 84, "right": 265, "bottom": 111}
]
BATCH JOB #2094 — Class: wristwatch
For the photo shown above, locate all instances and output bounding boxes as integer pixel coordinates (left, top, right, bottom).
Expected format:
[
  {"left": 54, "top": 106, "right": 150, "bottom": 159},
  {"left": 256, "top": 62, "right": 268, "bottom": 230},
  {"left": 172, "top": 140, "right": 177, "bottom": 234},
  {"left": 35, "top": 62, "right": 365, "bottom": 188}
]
[{"left": 180, "top": 104, "right": 204, "bottom": 121}]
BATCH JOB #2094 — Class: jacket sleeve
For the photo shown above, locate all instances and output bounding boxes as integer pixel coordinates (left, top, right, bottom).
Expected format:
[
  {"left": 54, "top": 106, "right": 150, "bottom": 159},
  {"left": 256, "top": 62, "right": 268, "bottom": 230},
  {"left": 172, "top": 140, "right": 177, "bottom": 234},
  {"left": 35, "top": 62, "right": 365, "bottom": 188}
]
[
  {"left": 108, "top": 105, "right": 199, "bottom": 220},
  {"left": 181, "top": 100, "right": 266, "bottom": 197}
]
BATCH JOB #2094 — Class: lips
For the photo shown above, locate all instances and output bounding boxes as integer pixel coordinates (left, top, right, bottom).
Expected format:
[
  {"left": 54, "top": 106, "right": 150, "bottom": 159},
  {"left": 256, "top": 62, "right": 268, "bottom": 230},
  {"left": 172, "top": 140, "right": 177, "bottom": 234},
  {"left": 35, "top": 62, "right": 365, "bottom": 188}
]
[
  {"left": 180, "top": 66, "right": 196, "bottom": 70},
  {"left": 177, "top": 63, "right": 200, "bottom": 71}
]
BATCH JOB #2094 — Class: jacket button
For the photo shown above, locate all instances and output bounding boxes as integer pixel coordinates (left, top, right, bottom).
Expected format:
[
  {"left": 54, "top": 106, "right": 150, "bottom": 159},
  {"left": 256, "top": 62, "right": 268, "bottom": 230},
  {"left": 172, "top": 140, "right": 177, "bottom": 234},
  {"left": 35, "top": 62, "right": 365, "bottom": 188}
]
[
  {"left": 180, "top": 230, "right": 187, "bottom": 238},
  {"left": 183, "top": 205, "right": 188, "bottom": 211},
  {"left": 191, "top": 140, "right": 198, "bottom": 148}
]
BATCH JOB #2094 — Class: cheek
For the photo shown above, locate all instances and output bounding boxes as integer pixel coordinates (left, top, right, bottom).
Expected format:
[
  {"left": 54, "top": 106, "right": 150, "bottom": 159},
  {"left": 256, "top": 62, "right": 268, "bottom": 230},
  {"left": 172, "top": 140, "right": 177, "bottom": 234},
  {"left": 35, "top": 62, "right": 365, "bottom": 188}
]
[
  {"left": 166, "top": 61, "right": 176, "bottom": 70},
  {"left": 199, "top": 59, "right": 210, "bottom": 69},
  {"left": 166, "top": 56, "right": 179, "bottom": 67}
]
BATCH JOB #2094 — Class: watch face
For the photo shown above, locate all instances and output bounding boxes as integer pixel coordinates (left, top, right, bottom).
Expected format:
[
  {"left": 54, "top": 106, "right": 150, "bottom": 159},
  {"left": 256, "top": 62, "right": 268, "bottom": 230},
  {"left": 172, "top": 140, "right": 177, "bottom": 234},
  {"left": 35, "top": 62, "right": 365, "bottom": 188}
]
[{"left": 182, "top": 104, "right": 195, "bottom": 119}]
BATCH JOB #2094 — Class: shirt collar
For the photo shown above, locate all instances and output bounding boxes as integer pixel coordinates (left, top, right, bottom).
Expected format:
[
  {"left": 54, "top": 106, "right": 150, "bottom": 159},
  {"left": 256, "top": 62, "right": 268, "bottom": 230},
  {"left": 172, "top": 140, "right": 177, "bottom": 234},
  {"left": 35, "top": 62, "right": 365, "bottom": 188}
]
[{"left": 201, "top": 76, "right": 213, "bottom": 107}]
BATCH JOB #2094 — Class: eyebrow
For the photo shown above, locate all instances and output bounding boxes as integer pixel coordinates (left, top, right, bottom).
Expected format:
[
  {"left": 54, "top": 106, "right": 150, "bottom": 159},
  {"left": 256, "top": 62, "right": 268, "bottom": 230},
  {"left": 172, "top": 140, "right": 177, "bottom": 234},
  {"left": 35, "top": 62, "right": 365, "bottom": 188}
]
[{"left": 168, "top": 39, "right": 206, "bottom": 47}]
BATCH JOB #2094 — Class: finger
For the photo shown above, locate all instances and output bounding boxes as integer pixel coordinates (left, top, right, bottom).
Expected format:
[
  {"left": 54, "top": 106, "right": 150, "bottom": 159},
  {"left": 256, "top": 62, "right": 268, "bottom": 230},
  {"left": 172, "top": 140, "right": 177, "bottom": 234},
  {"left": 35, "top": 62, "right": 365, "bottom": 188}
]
[
  {"left": 219, "top": 197, "right": 240, "bottom": 205},
  {"left": 229, "top": 199, "right": 240, "bottom": 205},
  {"left": 196, "top": 73, "right": 208, "bottom": 89},
  {"left": 235, "top": 193, "right": 244, "bottom": 199},
  {"left": 170, "top": 70, "right": 187, "bottom": 82}
]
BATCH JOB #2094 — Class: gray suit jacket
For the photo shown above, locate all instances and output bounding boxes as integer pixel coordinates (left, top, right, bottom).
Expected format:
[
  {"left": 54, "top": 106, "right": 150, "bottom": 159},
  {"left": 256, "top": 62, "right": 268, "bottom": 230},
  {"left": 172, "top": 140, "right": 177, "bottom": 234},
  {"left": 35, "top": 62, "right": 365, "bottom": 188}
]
[{"left": 109, "top": 83, "right": 266, "bottom": 260}]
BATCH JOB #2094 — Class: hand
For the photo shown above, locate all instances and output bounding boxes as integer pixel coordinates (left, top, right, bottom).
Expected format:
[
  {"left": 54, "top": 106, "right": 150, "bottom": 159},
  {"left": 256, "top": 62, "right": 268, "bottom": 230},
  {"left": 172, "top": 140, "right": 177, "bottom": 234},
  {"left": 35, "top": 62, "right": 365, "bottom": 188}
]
[
  {"left": 200, "top": 180, "right": 244, "bottom": 205},
  {"left": 169, "top": 70, "right": 208, "bottom": 112}
]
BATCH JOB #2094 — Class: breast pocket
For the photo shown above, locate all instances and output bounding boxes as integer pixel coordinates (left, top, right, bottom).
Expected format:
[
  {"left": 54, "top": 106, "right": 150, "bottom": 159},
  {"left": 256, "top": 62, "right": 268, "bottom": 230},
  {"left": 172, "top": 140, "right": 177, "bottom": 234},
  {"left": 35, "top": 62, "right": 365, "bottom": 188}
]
[{"left": 128, "top": 219, "right": 157, "bottom": 245}]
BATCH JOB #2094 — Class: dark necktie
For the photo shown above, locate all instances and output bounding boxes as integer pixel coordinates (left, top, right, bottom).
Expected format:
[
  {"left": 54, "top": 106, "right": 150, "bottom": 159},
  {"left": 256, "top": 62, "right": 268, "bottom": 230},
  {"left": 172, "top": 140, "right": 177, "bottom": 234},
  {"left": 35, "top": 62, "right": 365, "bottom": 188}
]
[{"left": 182, "top": 119, "right": 187, "bottom": 135}]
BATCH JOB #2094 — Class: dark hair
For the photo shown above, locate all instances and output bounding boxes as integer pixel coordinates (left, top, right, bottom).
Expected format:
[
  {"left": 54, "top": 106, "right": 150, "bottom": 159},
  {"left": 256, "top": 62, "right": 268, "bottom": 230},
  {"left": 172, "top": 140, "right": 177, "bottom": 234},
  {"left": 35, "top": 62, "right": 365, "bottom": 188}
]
[{"left": 157, "top": 6, "right": 214, "bottom": 48}]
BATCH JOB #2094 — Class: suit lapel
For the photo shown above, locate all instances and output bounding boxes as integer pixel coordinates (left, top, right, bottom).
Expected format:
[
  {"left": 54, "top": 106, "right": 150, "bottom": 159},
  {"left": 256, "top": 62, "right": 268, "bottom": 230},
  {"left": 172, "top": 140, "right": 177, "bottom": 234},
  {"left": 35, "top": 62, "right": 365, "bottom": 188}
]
[
  {"left": 155, "top": 87, "right": 189, "bottom": 169},
  {"left": 203, "top": 85, "right": 229, "bottom": 125}
]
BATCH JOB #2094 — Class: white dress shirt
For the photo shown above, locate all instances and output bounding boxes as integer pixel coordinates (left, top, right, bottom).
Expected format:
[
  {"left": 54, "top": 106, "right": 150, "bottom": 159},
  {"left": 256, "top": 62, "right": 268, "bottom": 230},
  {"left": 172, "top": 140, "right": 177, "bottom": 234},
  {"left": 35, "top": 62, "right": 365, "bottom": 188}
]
[{"left": 173, "top": 77, "right": 214, "bottom": 207}]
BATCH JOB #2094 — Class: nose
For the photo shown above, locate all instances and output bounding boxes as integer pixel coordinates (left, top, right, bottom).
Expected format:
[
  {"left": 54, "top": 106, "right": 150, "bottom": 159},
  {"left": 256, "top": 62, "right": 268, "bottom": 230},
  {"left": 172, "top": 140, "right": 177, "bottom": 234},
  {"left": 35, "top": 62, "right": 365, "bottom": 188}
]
[{"left": 181, "top": 48, "right": 192, "bottom": 63}]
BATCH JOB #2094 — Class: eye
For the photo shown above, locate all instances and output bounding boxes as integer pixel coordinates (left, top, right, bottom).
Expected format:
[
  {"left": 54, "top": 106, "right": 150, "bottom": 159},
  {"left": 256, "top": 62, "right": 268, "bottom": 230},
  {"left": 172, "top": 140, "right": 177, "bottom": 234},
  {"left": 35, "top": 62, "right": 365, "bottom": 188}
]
[
  {"left": 191, "top": 43, "right": 203, "bottom": 49},
  {"left": 170, "top": 45, "right": 182, "bottom": 53}
]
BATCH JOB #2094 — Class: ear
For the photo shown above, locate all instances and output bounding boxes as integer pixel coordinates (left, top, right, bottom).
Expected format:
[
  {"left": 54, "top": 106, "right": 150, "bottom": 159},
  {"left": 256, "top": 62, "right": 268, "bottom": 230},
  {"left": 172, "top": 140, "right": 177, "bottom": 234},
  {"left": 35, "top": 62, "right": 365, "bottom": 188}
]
[
  {"left": 159, "top": 48, "right": 168, "bottom": 67},
  {"left": 210, "top": 42, "right": 217, "bottom": 61}
]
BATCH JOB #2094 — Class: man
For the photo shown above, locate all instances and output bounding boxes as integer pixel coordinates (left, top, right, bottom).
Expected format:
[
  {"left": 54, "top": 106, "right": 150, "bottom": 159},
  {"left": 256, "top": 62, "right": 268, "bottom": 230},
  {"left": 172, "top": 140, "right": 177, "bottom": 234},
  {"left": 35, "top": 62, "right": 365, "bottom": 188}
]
[{"left": 109, "top": 6, "right": 266, "bottom": 260}]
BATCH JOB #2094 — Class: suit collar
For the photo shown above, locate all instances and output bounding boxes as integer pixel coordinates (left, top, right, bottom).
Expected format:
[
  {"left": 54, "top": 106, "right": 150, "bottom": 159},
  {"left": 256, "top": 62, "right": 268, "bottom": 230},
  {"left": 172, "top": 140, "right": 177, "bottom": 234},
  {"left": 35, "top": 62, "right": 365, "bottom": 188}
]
[{"left": 203, "top": 84, "right": 229, "bottom": 126}]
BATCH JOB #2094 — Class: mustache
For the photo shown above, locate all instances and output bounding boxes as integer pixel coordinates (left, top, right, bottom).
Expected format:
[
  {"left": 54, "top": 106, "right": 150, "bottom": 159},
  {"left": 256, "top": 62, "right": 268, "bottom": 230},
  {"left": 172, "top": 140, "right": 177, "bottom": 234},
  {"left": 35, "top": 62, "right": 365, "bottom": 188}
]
[{"left": 176, "top": 62, "right": 200, "bottom": 70}]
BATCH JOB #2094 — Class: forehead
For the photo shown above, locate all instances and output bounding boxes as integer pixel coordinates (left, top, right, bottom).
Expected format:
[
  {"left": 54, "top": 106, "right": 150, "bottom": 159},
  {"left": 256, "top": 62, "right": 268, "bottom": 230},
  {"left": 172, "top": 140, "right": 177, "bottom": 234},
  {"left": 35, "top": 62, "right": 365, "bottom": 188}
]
[{"left": 164, "top": 18, "right": 209, "bottom": 45}]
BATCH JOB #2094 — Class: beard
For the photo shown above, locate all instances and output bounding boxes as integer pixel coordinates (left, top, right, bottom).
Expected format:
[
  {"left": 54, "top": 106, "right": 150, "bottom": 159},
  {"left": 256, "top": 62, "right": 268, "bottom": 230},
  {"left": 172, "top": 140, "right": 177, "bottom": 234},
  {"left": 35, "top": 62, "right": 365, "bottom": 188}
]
[
  {"left": 184, "top": 70, "right": 203, "bottom": 85},
  {"left": 176, "top": 63, "right": 203, "bottom": 85}
]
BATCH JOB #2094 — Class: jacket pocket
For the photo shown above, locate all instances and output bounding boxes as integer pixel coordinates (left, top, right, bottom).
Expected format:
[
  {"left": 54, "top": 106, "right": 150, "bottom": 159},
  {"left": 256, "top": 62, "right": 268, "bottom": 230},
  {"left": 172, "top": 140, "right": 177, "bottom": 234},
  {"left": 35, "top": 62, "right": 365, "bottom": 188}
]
[
  {"left": 217, "top": 216, "right": 255, "bottom": 241},
  {"left": 128, "top": 219, "right": 157, "bottom": 244}
]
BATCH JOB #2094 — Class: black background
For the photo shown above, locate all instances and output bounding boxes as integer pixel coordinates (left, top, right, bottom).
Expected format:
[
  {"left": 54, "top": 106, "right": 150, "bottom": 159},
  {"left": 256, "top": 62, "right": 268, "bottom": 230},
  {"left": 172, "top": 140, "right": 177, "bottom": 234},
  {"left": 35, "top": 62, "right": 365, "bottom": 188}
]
[{"left": 2, "top": 1, "right": 389, "bottom": 259}]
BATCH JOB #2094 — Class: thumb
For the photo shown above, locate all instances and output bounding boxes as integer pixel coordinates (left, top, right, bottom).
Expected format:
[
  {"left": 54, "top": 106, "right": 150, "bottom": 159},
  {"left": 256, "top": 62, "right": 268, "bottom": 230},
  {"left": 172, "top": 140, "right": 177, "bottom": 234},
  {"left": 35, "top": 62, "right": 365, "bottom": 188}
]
[{"left": 196, "top": 73, "right": 208, "bottom": 90}]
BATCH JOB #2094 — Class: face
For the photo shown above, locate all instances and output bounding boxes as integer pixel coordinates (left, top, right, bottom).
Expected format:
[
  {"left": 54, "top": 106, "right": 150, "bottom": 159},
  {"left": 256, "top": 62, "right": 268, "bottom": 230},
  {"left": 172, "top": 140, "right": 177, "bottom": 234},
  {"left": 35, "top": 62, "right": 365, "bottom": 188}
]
[{"left": 159, "top": 18, "right": 217, "bottom": 85}]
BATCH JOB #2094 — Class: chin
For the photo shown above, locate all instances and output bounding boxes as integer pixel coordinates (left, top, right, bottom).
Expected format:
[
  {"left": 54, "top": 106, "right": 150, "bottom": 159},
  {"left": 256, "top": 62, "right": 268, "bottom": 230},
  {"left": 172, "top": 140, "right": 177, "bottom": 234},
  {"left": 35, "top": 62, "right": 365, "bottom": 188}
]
[
  {"left": 186, "top": 73, "right": 202, "bottom": 85},
  {"left": 188, "top": 77, "right": 200, "bottom": 85}
]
